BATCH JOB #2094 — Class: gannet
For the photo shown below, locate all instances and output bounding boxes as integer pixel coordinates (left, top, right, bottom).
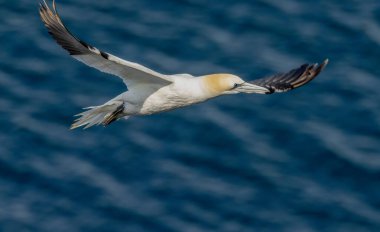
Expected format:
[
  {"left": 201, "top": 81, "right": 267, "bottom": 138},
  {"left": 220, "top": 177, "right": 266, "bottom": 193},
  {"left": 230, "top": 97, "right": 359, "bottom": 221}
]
[{"left": 39, "top": 0, "right": 328, "bottom": 129}]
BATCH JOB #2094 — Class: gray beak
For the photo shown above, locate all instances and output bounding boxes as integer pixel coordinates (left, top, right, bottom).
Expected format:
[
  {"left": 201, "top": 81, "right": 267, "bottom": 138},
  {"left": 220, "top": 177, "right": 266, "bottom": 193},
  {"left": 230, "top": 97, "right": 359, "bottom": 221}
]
[{"left": 235, "top": 82, "right": 268, "bottom": 94}]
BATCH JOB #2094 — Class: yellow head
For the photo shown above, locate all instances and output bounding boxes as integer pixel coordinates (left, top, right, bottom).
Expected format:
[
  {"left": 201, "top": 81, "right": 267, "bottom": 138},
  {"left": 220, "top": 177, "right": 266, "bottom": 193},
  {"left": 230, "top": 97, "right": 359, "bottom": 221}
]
[
  {"left": 201, "top": 74, "right": 245, "bottom": 96},
  {"left": 201, "top": 73, "right": 269, "bottom": 97}
]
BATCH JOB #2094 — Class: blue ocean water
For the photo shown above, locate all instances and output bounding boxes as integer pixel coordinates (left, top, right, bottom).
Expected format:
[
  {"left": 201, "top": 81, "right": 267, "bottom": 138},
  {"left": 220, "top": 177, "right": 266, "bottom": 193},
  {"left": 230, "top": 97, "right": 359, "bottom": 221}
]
[{"left": 1, "top": 0, "right": 380, "bottom": 231}]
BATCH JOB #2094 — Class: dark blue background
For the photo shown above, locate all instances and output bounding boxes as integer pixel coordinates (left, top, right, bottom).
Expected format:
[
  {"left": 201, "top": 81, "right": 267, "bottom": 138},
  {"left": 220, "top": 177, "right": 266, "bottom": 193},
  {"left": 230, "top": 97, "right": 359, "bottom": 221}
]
[{"left": 1, "top": 0, "right": 380, "bottom": 231}]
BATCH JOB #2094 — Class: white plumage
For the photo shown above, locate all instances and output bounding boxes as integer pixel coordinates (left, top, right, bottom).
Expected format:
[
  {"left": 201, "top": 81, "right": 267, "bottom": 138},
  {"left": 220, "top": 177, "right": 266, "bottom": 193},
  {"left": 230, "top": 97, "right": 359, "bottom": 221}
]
[{"left": 39, "top": 0, "right": 328, "bottom": 129}]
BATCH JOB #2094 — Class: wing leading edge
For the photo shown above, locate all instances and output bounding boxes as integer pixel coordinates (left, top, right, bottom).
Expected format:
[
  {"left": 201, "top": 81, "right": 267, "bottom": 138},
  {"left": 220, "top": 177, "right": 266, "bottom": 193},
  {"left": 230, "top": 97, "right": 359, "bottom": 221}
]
[{"left": 39, "top": 0, "right": 173, "bottom": 87}]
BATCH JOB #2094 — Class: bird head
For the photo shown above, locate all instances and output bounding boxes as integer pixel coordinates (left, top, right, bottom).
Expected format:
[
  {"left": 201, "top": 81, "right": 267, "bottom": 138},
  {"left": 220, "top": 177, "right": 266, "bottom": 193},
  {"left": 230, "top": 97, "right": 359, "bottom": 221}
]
[{"left": 201, "top": 74, "right": 267, "bottom": 96}]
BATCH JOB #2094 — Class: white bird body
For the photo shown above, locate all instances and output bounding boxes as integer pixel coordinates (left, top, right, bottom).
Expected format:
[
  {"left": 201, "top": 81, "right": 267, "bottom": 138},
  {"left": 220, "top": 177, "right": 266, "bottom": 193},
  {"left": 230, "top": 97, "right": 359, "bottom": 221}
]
[
  {"left": 133, "top": 76, "right": 207, "bottom": 115},
  {"left": 112, "top": 74, "right": 243, "bottom": 116},
  {"left": 39, "top": 0, "right": 328, "bottom": 129}
]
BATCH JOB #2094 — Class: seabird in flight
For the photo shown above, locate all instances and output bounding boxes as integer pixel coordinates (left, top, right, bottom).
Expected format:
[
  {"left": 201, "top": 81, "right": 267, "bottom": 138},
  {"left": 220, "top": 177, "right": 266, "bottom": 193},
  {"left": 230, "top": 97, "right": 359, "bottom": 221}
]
[{"left": 39, "top": 0, "right": 328, "bottom": 129}]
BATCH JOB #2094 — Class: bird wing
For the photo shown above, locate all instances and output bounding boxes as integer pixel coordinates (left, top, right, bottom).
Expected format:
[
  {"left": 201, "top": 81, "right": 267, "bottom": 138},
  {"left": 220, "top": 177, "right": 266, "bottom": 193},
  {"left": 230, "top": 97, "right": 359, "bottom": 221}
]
[
  {"left": 39, "top": 0, "right": 173, "bottom": 88},
  {"left": 249, "top": 59, "right": 328, "bottom": 94}
]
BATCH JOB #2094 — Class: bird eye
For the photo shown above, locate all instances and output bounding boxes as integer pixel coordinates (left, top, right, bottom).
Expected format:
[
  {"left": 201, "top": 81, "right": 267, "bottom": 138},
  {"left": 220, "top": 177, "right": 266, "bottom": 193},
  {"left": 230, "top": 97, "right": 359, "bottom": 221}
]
[{"left": 232, "top": 83, "right": 239, "bottom": 89}]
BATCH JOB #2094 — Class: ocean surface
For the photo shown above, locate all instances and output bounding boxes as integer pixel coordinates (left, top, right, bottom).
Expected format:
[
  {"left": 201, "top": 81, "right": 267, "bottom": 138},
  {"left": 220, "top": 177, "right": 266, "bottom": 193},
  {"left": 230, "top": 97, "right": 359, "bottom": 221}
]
[{"left": 1, "top": 0, "right": 380, "bottom": 231}]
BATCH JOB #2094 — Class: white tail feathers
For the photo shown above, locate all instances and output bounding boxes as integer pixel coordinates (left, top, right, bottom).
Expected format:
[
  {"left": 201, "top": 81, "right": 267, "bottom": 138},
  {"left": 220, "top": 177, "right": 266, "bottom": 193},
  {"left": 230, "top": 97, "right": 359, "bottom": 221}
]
[{"left": 70, "top": 100, "right": 125, "bottom": 129}]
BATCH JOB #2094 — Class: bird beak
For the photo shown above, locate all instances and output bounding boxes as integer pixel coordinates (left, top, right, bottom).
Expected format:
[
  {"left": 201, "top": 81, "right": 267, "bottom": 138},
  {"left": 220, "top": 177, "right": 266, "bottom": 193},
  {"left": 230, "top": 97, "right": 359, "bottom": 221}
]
[{"left": 235, "top": 82, "right": 268, "bottom": 94}]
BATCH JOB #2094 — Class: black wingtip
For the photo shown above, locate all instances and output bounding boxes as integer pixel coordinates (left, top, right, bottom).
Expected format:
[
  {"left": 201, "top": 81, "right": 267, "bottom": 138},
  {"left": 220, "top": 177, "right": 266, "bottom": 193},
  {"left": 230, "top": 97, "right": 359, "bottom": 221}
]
[
  {"left": 310, "top": 58, "right": 329, "bottom": 79},
  {"left": 250, "top": 58, "right": 329, "bottom": 94}
]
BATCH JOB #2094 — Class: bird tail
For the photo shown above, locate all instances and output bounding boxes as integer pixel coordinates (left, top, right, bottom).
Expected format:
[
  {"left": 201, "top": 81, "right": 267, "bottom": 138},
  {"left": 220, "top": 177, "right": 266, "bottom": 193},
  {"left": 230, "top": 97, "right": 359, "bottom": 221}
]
[{"left": 70, "top": 100, "right": 125, "bottom": 130}]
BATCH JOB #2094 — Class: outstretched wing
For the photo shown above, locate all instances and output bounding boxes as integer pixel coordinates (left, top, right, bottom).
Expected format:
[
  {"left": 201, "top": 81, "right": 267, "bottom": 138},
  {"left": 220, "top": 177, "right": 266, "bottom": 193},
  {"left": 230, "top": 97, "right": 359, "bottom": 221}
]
[
  {"left": 249, "top": 59, "right": 328, "bottom": 94},
  {"left": 39, "top": 0, "right": 173, "bottom": 88}
]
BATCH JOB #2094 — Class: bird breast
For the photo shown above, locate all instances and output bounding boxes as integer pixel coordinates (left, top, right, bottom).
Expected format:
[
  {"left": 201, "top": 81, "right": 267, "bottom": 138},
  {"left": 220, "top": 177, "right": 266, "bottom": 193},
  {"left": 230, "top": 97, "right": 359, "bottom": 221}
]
[{"left": 136, "top": 78, "right": 209, "bottom": 115}]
